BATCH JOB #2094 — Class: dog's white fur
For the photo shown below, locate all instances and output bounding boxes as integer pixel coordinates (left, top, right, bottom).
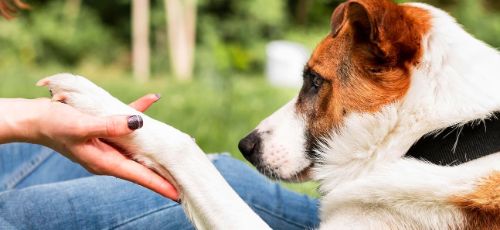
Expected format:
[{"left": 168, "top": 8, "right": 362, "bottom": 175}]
[
  {"left": 39, "top": 2, "right": 500, "bottom": 230},
  {"left": 254, "top": 98, "right": 312, "bottom": 180}
]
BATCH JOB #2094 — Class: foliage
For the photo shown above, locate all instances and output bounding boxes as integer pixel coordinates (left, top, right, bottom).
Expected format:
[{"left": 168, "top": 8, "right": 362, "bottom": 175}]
[
  {"left": 0, "top": 2, "right": 123, "bottom": 69},
  {"left": 453, "top": 0, "right": 500, "bottom": 48},
  {"left": 196, "top": 0, "right": 286, "bottom": 74},
  {"left": 2, "top": 0, "right": 500, "bottom": 75}
]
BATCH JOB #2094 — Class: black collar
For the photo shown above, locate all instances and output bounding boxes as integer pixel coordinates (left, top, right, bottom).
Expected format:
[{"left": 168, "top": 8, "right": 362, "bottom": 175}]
[{"left": 405, "top": 113, "right": 500, "bottom": 166}]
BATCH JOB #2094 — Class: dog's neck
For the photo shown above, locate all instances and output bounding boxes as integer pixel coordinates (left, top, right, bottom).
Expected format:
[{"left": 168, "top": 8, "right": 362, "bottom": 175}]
[
  {"left": 315, "top": 3, "right": 500, "bottom": 191},
  {"left": 406, "top": 112, "right": 500, "bottom": 165}
]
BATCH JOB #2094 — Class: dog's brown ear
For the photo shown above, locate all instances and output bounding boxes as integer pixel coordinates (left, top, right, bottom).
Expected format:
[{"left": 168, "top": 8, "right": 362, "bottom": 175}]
[
  {"left": 331, "top": 0, "right": 417, "bottom": 62},
  {"left": 331, "top": 2, "right": 349, "bottom": 37}
]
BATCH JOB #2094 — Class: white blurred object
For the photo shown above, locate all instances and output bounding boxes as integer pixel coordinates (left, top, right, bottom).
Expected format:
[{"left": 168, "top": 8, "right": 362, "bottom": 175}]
[{"left": 266, "top": 41, "right": 310, "bottom": 88}]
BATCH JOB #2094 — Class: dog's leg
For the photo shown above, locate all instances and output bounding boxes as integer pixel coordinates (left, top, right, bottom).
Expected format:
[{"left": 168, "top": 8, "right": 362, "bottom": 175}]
[
  {"left": 320, "top": 205, "right": 408, "bottom": 230},
  {"left": 320, "top": 153, "right": 500, "bottom": 229},
  {"left": 37, "top": 73, "right": 270, "bottom": 230}
]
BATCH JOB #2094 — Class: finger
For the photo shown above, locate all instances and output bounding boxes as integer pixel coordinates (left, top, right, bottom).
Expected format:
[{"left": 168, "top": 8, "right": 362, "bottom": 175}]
[
  {"left": 78, "top": 140, "right": 179, "bottom": 200},
  {"left": 86, "top": 115, "right": 144, "bottom": 138},
  {"left": 109, "top": 159, "right": 180, "bottom": 200},
  {"left": 14, "top": 0, "right": 31, "bottom": 10},
  {"left": 129, "top": 94, "right": 161, "bottom": 112}
]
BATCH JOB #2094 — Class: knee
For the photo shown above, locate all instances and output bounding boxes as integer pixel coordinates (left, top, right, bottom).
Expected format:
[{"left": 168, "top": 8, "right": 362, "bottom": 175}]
[
  {"left": 209, "top": 154, "right": 276, "bottom": 199},
  {"left": 210, "top": 154, "right": 250, "bottom": 172}
]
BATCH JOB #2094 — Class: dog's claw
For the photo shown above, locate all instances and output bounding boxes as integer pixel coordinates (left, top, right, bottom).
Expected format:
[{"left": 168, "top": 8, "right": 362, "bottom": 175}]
[
  {"left": 51, "top": 93, "right": 67, "bottom": 102},
  {"left": 36, "top": 78, "right": 50, "bottom": 87},
  {"left": 36, "top": 77, "right": 60, "bottom": 101}
]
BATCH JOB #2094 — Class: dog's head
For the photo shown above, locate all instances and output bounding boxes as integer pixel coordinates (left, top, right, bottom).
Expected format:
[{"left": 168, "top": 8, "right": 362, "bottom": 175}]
[{"left": 239, "top": 0, "right": 430, "bottom": 181}]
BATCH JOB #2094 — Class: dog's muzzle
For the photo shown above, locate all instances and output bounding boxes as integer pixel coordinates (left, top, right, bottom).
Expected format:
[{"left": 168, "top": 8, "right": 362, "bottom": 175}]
[{"left": 238, "top": 130, "right": 262, "bottom": 164}]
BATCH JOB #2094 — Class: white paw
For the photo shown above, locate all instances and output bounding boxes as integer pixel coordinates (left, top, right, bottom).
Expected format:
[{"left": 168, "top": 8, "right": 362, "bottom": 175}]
[{"left": 37, "top": 73, "right": 134, "bottom": 117}]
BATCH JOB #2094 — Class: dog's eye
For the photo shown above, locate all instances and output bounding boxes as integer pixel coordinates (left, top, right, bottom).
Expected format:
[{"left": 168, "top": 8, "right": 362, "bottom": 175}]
[
  {"left": 368, "top": 67, "right": 384, "bottom": 74},
  {"left": 311, "top": 74, "right": 324, "bottom": 90},
  {"left": 303, "top": 68, "right": 324, "bottom": 93}
]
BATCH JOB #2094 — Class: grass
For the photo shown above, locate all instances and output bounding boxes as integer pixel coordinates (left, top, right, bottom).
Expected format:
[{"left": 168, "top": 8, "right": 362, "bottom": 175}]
[{"left": 0, "top": 66, "right": 319, "bottom": 196}]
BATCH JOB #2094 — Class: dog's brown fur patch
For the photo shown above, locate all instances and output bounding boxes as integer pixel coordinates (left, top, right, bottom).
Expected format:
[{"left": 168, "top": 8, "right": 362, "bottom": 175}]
[
  {"left": 450, "top": 172, "right": 500, "bottom": 230},
  {"left": 297, "top": 0, "right": 431, "bottom": 140}
]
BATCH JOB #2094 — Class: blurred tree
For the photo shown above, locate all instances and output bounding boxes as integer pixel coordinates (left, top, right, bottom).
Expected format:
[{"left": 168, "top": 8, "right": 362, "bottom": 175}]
[
  {"left": 132, "top": 0, "right": 150, "bottom": 82},
  {"left": 196, "top": 0, "right": 286, "bottom": 75},
  {"left": 164, "top": 0, "right": 197, "bottom": 81},
  {"left": 64, "top": 0, "right": 81, "bottom": 20},
  {"left": 485, "top": 0, "right": 500, "bottom": 10},
  {"left": 292, "top": 0, "right": 312, "bottom": 25}
]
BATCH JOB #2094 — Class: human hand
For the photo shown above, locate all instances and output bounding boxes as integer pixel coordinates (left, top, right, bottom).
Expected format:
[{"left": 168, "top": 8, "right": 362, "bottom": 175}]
[
  {"left": 0, "top": 0, "right": 30, "bottom": 19},
  {"left": 30, "top": 94, "right": 179, "bottom": 200}
]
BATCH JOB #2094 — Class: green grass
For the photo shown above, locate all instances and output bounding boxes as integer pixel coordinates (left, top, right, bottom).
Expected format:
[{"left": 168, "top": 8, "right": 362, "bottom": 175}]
[{"left": 0, "top": 66, "right": 319, "bottom": 196}]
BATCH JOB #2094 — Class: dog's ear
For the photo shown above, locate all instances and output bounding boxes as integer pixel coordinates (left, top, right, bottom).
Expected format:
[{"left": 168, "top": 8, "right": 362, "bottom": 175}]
[
  {"left": 331, "top": 2, "right": 349, "bottom": 37},
  {"left": 331, "top": 0, "right": 417, "bottom": 62}
]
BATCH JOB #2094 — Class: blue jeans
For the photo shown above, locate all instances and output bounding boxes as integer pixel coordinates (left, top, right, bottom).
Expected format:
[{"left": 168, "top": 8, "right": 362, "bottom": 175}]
[{"left": 0, "top": 143, "right": 319, "bottom": 229}]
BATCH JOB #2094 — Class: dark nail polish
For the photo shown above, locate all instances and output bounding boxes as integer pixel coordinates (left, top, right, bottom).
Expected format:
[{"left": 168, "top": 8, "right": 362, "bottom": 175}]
[
  {"left": 154, "top": 93, "right": 161, "bottom": 101},
  {"left": 128, "top": 115, "right": 144, "bottom": 130}
]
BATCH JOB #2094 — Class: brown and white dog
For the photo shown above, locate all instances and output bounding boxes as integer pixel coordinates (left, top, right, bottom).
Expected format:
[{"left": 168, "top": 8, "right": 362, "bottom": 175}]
[
  {"left": 39, "top": 0, "right": 498, "bottom": 229},
  {"left": 239, "top": 0, "right": 500, "bottom": 229}
]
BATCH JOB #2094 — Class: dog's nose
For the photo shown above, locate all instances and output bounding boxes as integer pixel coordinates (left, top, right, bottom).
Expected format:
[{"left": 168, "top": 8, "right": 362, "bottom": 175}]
[{"left": 238, "top": 130, "right": 261, "bottom": 162}]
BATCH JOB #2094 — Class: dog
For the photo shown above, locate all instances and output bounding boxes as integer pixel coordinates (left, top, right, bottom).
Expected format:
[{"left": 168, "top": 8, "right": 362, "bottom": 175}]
[
  {"left": 239, "top": 0, "right": 500, "bottom": 229},
  {"left": 38, "top": 0, "right": 499, "bottom": 229}
]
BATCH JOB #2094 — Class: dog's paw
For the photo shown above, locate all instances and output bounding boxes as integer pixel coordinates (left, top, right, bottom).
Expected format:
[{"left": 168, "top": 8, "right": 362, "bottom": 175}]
[
  {"left": 38, "top": 73, "right": 199, "bottom": 169},
  {"left": 37, "top": 73, "right": 130, "bottom": 116},
  {"left": 38, "top": 73, "right": 102, "bottom": 101}
]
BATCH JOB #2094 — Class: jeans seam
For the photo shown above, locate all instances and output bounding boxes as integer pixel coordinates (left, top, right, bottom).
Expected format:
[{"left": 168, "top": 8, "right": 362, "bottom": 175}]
[
  {"left": 2, "top": 148, "right": 54, "bottom": 190},
  {"left": 110, "top": 203, "right": 309, "bottom": 229},
  {"left": 108, "top": 203, "right": 179, "bottom": 229},
  {"left": 251, "top": 203, "right": 310, "bottom": 229}
]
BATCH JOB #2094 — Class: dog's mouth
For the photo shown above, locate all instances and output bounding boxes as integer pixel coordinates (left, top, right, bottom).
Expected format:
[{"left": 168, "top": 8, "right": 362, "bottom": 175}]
[
  {"left": 257, "top": 162, "right": 314, "bottom": 182},
  {"left": 292, "top": 163, "right": 314, "bottom": 182}
]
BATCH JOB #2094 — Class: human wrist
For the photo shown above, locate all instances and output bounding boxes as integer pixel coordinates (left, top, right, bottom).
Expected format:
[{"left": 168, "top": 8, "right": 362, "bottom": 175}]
[{"left": 0, "top": 98, "right": 46, "bottom": 143}]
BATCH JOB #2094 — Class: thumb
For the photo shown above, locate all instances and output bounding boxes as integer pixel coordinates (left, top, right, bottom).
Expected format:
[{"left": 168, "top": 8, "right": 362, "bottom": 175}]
[{"left": 86, "top": 115, "right": 144, "bottom": 138}]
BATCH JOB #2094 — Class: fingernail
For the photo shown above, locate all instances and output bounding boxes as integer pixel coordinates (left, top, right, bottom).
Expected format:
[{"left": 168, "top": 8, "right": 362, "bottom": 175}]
[
  {"left": 127, "top": 115, "right": 144, "bottom": 130},
  {"left": 154, "top": 93, "right": 161, "bottom": 101}
]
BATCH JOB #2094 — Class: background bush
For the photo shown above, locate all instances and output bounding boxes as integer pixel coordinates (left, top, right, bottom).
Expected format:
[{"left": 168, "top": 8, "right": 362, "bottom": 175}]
[{"left": 3, "top": 0, "right": 500, "bottom": 76}]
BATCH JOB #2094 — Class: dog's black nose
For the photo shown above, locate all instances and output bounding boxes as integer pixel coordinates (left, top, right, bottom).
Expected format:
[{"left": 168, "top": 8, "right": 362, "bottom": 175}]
[{"left": 238, "top": 130, "right": 261, "bottom": 163}]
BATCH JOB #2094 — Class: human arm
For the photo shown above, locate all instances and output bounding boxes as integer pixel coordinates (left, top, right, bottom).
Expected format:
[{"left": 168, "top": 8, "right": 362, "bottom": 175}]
[{"left": 0, "top": 95, "right": 179, "bottom": 200}]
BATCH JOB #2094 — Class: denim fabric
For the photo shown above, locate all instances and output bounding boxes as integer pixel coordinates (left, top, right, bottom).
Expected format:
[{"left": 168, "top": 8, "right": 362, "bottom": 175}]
[{"left": 0, "top": 143, "right": 319, "bottom": 229}]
